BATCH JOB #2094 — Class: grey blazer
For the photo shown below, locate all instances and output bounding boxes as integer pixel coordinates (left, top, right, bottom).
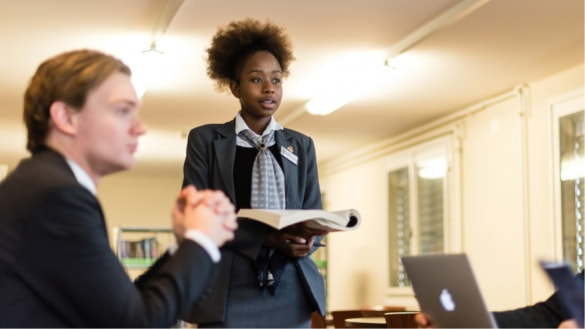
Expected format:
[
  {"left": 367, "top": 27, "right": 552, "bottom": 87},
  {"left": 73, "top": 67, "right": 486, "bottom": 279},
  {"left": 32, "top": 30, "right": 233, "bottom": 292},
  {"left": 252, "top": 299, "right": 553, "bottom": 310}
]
[{"left": 181, "top": 119, "right": 326, "bottom": 324}]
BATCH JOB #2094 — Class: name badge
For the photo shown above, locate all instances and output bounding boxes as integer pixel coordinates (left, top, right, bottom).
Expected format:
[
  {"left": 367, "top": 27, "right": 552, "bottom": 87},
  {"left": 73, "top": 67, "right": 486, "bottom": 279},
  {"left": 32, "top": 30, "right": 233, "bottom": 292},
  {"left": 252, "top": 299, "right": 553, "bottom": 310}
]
[{"left": 280, "top": 146, "right": 298, "bottom": 165}]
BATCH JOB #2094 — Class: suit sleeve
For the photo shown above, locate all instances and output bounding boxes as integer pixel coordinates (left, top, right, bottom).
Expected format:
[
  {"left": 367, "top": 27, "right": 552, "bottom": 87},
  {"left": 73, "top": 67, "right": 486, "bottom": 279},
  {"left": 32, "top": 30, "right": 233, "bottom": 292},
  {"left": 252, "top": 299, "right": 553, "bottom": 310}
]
[
  {"left": 30, "top": 185, "right": 215, "bottom": 327},
  {"left": 492, "top": 292, "right": 569, "bottom": 328},
  {"left": 300, "top": 136, "right": 325, "bottom": 255}
]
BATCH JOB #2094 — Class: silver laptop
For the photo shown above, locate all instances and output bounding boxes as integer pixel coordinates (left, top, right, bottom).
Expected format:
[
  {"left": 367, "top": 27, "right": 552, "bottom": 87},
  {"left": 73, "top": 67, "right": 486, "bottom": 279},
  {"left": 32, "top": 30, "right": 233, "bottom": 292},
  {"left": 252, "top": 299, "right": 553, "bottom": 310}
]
[{"left": 401, "top": 253, "right": 497, "bottom": 328}]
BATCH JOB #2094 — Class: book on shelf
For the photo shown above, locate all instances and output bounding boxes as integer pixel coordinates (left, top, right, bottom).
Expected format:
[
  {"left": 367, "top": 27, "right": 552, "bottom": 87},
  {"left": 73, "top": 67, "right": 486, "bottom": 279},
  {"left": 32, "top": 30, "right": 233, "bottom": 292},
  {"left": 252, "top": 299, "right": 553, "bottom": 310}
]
[{"left": 237, "top": 208, "right": 361, "bottom": 232}]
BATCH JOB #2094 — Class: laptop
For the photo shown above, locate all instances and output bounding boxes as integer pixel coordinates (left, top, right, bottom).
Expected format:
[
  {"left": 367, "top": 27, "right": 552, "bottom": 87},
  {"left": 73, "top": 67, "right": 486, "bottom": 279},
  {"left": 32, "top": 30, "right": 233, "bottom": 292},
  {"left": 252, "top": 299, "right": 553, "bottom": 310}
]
[
  {"left": 539, "top": 260, "right": 584, "bottom": 328},
  {"left": 401, "top": 253, "right": 497, "bottom": 328}
]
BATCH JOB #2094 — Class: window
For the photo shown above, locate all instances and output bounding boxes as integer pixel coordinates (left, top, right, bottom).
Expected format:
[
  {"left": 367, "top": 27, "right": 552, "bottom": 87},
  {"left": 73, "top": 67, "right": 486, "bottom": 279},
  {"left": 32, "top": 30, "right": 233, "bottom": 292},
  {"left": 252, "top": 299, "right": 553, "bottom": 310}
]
[
  {"left": 551, "top": 92, "right": 584, "bottom": 273},
  {"left": 387, "top": 137, "right": 451, "bottom": 287}
]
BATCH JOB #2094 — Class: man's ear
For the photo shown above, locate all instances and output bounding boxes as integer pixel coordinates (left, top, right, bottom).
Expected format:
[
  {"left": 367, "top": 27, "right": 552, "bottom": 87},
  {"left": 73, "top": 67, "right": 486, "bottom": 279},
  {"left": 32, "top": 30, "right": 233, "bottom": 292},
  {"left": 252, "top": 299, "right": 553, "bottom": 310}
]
[
  {"left": 49, "top": 101, "right": 77, "bottom": 135},
  {"left": 229, "top": 80, "right": 240, "bottom": 98}
]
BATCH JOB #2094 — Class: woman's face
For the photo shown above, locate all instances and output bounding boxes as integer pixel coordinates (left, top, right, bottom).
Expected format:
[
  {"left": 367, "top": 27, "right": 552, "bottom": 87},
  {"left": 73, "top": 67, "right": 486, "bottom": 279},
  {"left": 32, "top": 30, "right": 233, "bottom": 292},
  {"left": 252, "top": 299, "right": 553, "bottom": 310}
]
[{"left": 230, "top": 51, "right": 283, "bottom": 128}]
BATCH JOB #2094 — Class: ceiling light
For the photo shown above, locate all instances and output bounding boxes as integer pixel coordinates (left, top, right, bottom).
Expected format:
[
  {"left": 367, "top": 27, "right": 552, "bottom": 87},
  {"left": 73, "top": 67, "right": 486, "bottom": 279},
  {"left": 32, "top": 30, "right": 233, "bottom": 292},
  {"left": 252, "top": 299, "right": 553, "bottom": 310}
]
[
  {"left": 130, "top": 45, "right": 164, "bottom": 98},
  {"left": 303, "top": 52, "right": 393, "bottom": 116},
  {"left": 130, "top": 0, "right": 184, "bottom": 98},
  {"left": 301, "top": 0, "right": 488, "bottom": 118},
  {"left": 305, "top": 94, "right": 356, "bottom": 116}
]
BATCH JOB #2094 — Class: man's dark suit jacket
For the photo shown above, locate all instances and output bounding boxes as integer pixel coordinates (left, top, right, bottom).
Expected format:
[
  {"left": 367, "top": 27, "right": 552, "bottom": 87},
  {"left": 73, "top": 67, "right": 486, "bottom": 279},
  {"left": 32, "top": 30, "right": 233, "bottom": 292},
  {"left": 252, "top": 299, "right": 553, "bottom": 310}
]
[
  {"left": 493, "top": 271, "right": 584, "bottom": 328},
  {"left": 181, "top": 120, "right": 326, "bottom": 324},
  {"left": 0, "top": 147, "right": 216, "bottom": 327}
]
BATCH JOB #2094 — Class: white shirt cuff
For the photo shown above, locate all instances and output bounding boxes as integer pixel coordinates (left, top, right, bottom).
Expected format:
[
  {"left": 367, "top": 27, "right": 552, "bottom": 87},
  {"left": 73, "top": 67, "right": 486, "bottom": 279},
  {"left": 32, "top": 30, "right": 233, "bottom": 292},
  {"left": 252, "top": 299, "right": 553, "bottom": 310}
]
[
  {"left": 180, "top": 230, "right": 221, "bottom": 263},
  {"left": 168, "top": 231, "right": 221, "bottom": 263}
]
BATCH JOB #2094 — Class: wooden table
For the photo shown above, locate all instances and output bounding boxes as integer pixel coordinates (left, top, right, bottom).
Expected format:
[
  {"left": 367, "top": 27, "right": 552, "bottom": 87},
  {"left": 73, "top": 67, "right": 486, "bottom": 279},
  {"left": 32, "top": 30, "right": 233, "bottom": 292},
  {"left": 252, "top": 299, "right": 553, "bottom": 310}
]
[{"left": 344, "top": 316, "right": 386, "bottom": 328}]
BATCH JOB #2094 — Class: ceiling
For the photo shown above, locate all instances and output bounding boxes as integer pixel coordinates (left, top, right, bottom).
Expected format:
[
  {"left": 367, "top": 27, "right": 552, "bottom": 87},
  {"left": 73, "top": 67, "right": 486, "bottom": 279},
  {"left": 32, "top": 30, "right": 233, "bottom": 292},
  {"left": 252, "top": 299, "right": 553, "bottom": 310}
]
[{"left": 0, "top": 0, "right": 583, "bottom": 176}]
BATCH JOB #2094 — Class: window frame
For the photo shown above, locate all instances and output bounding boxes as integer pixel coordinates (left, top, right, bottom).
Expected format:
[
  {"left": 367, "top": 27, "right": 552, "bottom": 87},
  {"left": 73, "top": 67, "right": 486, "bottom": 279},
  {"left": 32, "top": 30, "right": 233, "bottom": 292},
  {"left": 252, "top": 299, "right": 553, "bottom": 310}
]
[
  {"left": 384, "top": 135, "right": 457, "bottom": 294},
  {"left": 549, "top": 90, "right": 584, "bottom": 271}
]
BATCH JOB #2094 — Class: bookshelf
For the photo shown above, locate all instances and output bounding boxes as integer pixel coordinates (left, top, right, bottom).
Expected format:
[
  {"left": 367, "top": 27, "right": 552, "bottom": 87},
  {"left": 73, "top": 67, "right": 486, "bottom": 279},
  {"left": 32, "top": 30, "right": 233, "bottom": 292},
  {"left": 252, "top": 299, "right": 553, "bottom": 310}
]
[{"left": 114, "top": 227, "right": 174, "bottom": 279}]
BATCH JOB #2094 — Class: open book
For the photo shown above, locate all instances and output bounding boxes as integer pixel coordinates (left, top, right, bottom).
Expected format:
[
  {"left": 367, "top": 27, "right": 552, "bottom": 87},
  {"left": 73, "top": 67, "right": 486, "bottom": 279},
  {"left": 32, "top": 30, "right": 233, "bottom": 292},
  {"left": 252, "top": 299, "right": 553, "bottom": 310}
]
[{"left": 237, "top": 208, "right": 361, "bottom": 232}]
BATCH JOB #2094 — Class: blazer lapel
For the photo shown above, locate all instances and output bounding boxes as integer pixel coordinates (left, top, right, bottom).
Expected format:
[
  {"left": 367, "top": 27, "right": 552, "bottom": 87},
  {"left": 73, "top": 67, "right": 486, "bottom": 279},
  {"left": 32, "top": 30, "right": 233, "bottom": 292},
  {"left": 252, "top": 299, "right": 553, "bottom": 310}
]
[
  {"left": 275, "top": 130, "right": 298, "bottom": 208},
  {"left": 213, "top": 121, "right": 237, "bottom": 202}
]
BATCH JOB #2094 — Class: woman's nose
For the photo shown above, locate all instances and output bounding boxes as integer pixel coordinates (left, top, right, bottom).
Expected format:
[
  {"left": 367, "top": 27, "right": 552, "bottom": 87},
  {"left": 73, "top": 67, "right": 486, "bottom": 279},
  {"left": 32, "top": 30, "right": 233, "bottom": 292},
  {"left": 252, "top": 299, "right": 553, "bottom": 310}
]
[{"left": 262, "top": 81, "right": 274, "bottom": 93}]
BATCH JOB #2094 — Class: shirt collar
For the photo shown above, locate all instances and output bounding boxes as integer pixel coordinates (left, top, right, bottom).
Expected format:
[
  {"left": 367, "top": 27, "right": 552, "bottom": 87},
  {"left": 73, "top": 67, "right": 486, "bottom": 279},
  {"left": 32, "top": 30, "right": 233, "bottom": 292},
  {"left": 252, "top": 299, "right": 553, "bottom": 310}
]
[
  {"left": 65, "top": 158, "right": 97, "bottom": 195},
  {"left": 235, "top": 111, "right": 283, "bottom": 137}
]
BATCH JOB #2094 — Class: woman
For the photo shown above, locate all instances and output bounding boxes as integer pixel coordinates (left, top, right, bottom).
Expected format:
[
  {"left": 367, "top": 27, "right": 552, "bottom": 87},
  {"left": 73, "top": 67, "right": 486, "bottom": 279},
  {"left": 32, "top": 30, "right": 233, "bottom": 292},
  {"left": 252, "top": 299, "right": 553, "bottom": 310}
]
[{"left": 181, "top": 18, "right": 327, "bottom": 328}]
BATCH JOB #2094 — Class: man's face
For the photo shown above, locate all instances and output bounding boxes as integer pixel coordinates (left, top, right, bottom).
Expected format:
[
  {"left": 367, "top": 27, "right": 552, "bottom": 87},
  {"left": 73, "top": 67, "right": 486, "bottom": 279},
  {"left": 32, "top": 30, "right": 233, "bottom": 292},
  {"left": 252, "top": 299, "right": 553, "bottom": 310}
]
[{"left": 73, "top": 72, "right": 146, "bottom": 177}]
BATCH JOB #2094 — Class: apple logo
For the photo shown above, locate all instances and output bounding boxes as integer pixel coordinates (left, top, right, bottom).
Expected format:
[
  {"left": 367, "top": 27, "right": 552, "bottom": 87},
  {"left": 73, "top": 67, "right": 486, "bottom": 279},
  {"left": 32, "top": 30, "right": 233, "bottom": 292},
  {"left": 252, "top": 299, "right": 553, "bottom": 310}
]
[{"left": 439, "top": 288, "right": 456, "bottom": 311}]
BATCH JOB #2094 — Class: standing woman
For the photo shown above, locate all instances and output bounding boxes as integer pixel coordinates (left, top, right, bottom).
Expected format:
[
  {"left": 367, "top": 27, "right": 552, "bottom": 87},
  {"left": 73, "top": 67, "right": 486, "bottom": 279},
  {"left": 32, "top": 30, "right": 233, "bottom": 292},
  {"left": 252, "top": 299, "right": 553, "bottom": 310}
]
[{"left": 181, "top": 18, "right": 327, "bottom": 328}]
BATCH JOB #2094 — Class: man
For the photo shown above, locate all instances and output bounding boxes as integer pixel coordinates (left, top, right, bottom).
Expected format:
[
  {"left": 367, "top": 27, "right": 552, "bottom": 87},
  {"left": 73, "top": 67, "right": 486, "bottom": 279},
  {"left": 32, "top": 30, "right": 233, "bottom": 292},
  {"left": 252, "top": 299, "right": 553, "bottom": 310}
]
[{"left": 0, "top": 49, "right": 238, "bottom": 327}]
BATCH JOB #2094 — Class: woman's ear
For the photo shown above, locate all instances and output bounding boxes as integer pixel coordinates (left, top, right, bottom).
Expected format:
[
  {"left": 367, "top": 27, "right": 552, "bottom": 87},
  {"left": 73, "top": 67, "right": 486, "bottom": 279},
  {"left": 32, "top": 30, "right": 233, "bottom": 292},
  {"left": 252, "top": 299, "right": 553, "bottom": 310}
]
[
  {"left": 49, "top": 101, "right": 77, "bottom": 135},
  {"left": 229, "top": 80, "right": 240, "bottom": 98}
]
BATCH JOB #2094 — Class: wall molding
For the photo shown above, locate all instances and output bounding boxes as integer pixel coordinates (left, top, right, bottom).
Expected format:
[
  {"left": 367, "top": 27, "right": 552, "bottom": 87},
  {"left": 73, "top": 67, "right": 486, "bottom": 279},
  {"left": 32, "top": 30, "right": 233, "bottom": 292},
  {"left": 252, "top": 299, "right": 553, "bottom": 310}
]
[{"left": 319, "top": 84, "right": 529, "bottom": 177}]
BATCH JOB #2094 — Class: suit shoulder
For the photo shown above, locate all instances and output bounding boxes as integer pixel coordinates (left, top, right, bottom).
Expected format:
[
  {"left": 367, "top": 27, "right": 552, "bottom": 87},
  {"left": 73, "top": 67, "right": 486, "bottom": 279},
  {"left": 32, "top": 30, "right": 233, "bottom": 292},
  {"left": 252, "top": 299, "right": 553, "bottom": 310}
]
[
  {"left": 188, "top": 121, "right": 234, "bottom": 138},
  {"left": 281, "top": 128, "right": 313, "bottom": 141},
  {"left": 5, "top": 150, "right": 78, "bottom": 190},
  {"left": 189, "top": 123, "right": 224, "bottom": 132}
]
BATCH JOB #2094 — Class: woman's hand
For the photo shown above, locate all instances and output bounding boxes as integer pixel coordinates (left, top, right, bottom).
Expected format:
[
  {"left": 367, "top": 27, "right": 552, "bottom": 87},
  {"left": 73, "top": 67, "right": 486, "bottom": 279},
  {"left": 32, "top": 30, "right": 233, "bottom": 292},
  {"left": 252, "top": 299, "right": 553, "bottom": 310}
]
[{"left": 264, "top": 222, "right": 328, "bottom": 258}]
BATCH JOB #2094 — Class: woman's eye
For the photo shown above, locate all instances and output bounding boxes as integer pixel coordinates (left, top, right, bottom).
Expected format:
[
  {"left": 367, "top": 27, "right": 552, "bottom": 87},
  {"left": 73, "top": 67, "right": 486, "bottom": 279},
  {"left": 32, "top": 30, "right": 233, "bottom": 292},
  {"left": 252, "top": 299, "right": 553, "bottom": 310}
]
[{"left": 272, "top": 78, "right": 281, "bottom": 84}]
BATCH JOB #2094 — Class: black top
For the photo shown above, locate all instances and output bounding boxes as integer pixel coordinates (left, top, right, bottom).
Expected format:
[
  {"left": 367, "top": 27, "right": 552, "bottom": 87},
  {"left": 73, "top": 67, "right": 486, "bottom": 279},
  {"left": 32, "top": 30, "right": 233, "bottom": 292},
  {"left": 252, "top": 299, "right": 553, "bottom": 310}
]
[{"left": 233, "top": 144, "right": 283, "bottom": 211}]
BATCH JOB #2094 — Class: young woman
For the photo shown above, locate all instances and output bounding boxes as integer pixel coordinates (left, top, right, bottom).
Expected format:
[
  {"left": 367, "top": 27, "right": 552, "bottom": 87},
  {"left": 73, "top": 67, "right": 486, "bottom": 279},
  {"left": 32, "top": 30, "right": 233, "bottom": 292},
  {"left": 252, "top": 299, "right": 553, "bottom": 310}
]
[{"left": 181, "top": 18, "right": 327, "bottom": 328}]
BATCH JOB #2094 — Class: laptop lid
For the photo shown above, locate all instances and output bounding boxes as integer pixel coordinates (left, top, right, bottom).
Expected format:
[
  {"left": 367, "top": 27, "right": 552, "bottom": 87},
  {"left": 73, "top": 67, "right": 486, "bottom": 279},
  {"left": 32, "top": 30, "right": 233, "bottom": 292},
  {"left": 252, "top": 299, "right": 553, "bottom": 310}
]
[{"left": 401, "top": 253, "right": 497, "bottom": 328}]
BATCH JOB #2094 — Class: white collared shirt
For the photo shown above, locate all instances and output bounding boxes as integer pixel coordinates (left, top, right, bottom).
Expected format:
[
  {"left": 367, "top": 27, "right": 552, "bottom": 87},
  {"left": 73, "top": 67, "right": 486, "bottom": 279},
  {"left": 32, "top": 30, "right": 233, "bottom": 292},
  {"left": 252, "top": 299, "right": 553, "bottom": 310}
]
[
  {"left": 64, "top": 158, "right": 220, "bottom": 263},
  {"left": 235, "top": 111, "right": 283, "bottom": 147},
  {"left": 65, "top": 158, "right": 97, "bottom": 195}
]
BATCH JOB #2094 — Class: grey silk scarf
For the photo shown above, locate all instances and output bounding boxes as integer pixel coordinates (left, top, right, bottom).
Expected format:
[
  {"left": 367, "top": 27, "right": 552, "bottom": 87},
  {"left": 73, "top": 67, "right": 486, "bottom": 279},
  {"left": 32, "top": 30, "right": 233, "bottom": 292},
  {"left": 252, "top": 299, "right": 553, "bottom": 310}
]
[{"left": 238, "top": 129, "right": 286, "bottom": 209}]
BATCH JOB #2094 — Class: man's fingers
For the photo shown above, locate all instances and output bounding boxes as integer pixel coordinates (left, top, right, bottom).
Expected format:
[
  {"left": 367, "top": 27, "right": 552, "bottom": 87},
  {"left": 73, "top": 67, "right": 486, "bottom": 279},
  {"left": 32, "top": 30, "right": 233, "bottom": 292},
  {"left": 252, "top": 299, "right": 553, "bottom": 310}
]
[{"left": 223, "top": 216, "right": 238, "bottom": 230}]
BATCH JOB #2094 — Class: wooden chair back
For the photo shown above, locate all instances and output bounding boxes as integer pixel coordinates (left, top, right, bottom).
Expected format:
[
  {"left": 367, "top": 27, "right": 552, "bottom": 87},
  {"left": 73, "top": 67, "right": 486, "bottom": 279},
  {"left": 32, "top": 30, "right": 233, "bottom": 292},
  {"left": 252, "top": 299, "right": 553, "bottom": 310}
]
[
  {"left": 384, "top": 311, "right": 419, "bottom": 328},
  {"left": 311, "top": 311, "right": 327, "bottom": 328}
]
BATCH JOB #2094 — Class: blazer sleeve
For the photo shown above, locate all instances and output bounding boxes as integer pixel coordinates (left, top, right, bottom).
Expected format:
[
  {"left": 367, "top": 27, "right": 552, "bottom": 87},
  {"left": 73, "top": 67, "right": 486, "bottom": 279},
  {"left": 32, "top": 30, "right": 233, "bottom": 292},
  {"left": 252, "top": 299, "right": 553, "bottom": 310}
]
[
  {"left": 300, "top": 135, "right": 323, "bottom": 209},
  {"left": 493, "top": 271, "right": 584, "bottom": 328},
  {"left": 30, "top": 185, "right": 216, "bottom": 327},
  {"left": 492, "top": 291, "right": 569, "bottom": 328}
]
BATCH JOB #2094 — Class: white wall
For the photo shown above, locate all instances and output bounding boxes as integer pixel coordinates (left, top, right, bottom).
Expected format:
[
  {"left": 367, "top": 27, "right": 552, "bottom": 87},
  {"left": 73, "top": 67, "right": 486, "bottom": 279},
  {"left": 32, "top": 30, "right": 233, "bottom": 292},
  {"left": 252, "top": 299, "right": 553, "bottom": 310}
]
[
  {"left": 460, "top": 95, "right": 527, "bottom": 311},
  {"left": 320, "top": 63, "right": 584, "bottom": 312}
]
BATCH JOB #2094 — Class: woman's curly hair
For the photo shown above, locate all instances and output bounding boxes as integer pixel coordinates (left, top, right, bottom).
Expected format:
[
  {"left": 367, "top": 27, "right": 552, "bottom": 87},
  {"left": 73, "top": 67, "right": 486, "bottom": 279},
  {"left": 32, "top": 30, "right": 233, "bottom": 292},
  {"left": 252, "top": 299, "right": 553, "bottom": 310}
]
[{"left": 206, "top": 18, "right": 295, "bottom": 93}]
